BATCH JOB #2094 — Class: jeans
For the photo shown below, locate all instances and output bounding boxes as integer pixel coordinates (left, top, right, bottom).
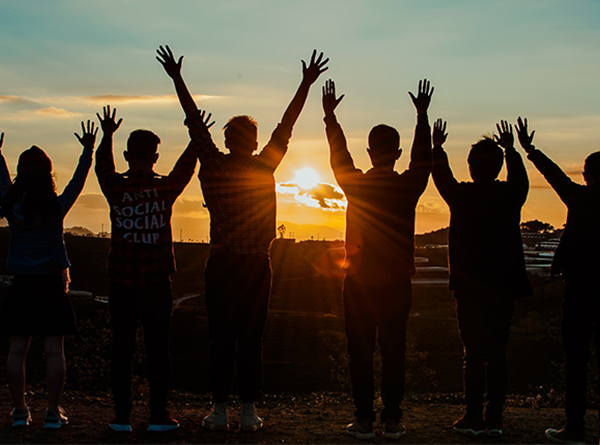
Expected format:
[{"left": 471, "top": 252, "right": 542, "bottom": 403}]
[
  {"left": 343, "top": 277, "right": 412, "bottom": 422},
  {"left": 204, "top": 250, "right": 271, "bottom": 403},
  {"left": 454, "top": 292, "right": 514, "bottom": 420},
  {"left": 109, "top": 279, "right": 173, "bottom": 418}
]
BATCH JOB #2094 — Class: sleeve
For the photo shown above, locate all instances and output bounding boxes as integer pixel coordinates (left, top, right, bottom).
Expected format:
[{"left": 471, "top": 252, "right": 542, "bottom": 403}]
[
  {"left": 165, "top": 142, "right": 198, "bottom": 198},
  {"left": 324, "top": 114, "right": 362, "bottom": 190},
  {"left": 504, "top": 146, "right": 529, "bottom": 206},
  {"left": 95, "top": 133, "right": 118, "bottom": 198},
  {"left": 256, "top": 123, "right": 293, "bottom": 172},
  {"left": 401, "top": 113, "right": 432, "bottom": 196},
  {"left": 528, "top": 148, "right": 582, "bottom": 207},
  {"left": 185, "top": 111, "right": 229, "bottom": 177},
  {"left": 432, "top": 145, "right": 459, "bottom": 206},
  {"left": 59, "top": 146, "right": 93, "bottom": 215},
  {"left": 0, "top": 153, "right": 12, "bottom": 197}
]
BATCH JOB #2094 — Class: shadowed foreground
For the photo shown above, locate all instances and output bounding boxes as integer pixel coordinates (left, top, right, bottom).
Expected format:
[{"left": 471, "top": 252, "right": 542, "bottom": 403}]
[{"left": 0, "top": 390, "right": 598, "bottom": 444}]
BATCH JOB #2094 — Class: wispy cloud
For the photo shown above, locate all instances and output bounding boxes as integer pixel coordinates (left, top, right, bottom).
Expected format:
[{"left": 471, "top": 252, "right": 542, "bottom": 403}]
[
  {"left": 75, "top": 193, "right": 109, "bottom": 210},
  {"left": 86, "top": 94, "right": 219, "bottom": 105},
  {"left": 0, "top": 95, "right": 37, "bottom": 105},
  {"left": 34, "top": 107, "right": 81, "bottom": 118}
]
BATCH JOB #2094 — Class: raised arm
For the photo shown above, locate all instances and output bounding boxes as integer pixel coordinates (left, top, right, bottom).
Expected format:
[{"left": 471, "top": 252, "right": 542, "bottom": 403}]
[
  {"left": 516, "top": 116, "right": 580, "bottom": 206},
  {"left": 0, "top": 131, "right": 11, "bottom": 197},
  {"left": 258, "top": 50, "right": 329, "bottom": 171},
  {"left": 404, "top": 79, "right": 433, "bottom": 190},
  {"left": 495, "top": 119, "right": 528, "bottom": 205},
  {"left": 321, "top": 79, "right": 360, "bottom": 188},
  {"left": 95, "top": 105, "right": 122, "bottom": 195},
  {"left": 59, "top": 120, "right": 97, "bottom": 215},
  {"left": 431, "top": 118, "right": 459, "bottom": 205},
  {"left": 156, "top": 45, "right": 198, "bottom": 118}
]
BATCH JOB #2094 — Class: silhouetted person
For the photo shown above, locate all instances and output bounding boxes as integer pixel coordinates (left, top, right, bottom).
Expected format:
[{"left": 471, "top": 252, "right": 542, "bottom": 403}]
[
  {"left": 515, "top": 118, "right": 600, "bottom": 445},
  {"left": 432, "top": 119, "right": 531, "bottom": 437},
  {"left": 95, "top": 106, "right": 202, "bottom": 433},
  {"left": 0, "top": 122, "right": 96, "bottom": 429},
  {"left": 322, "top": 78, "right": 433, "bottom": 439},
  {"left": 157, "top": 45, "right": 328, "bottom": 432}
]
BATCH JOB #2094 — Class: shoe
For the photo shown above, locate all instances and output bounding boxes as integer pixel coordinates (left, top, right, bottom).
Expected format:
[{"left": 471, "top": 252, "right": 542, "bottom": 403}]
[
  {"left": 486, "top": 416, "right": 502, "bottom": 436},
  {"left": 202, "top": 402, "right": 229, "bottom": 432},
  {"left": 44, "top": 407, "right": 68, "bottom": 429},
  {"left": 11, "top": 407, "right": 31, "bottom": 427},
  {"left": 382, "top": 419, "right": 406, "bottom": 439},
  {"left": 240, "top": 402, "right": 263, "bottom": 432},
  {"left": 147, "top": 415, "right": 180, "bottom": 432},
  {"left": 346, "top": 419, "right": 376, "bottom": 440},
  {"left": 109, "top": 416, "right": 132, "bottom": 433},
  {"left": 545, "top": 428, "right": 585, "bottom": 444},
  {"left": 452, "top": 414, "right": 486, "bottom": 437}
]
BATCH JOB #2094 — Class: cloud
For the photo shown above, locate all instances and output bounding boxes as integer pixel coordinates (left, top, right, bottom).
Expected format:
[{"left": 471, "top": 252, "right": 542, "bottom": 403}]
[
  {"left": 416, "top": 202, "right": 449, "bottom": 214},
  {"left": 34, "top": 107, "right": 82, "bottom": 118},
  {"left": 277, "top": 181, "right": 347, "bottom": 211},
  {"left": 0, "top": 95, "right": 35, "bottom": 104},
  {"left": 75, "top": 193, "right": 109, "bottom": 210},
  {"left": 174, "top": 197, "right": 209, "bottom": 217},
  {"left": 86, "top": 94, "right": 219, "bottom": 105}
]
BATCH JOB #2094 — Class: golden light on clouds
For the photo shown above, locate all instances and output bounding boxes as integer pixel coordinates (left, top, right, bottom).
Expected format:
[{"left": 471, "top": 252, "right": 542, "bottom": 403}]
[
  {"left": 85, "top": 94, "right": 218, "bottom": 105},
  {"left": 293, "top": 167, "right": 320, "bottom": 190}
]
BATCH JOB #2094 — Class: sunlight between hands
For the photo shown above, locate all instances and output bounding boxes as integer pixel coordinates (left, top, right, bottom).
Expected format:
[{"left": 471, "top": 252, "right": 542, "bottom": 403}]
[
  {"left": 96, "top": 105, "right": 123, "bottom": 134},
  {"left": 74, "top": 120, "right": 98, "bottom": 148},
  {"left": 301, "top": 50, "right": 329, "bottom": 85},
  {"left": 156, "top": 45, "right": 183, "bottom": 79},
  {"left": 433, "top": 118, "right": 448, "bottom": 147},
  {"left": 494, "top": 120, "right": 514, "bottom": 150},
  {"left": 516, "top": 116, "right": 535, "bottom": 153},
  {"left": 199, "top": 110, "right": 215, "bottom": 129},
  {"left": 322, "top": 79, "right": 344, "bottom": 116},
  {"left": 409, "top": 79, "right": 434, "bottom": 115}
]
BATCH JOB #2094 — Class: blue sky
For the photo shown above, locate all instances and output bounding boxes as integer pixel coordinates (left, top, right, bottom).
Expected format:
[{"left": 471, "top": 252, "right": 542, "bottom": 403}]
[{"left": 1, "top": 0, "right": 599, "bottom": 239}]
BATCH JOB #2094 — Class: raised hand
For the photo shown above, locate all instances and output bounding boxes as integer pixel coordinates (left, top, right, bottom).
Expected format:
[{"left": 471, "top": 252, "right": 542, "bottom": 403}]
[
  {"left": 199, "top": 109, "right": 215, "bottom": 129},
  {"left": 96, "top": 105, "right": 123, "bottom": 134},
  {"left": 74, "top": 120, "right": 98, "bottom": 148},
  {"left": 494, "top": 119, "right": 514, "bottom": 150},
  {"left": 322, "top": 79, "right": 344, "bottom": 116},
  {"left": 156, "top": 45, "right": 183, "bottom": 79},
  {"left": 516, "top": 116, "right": 535, "bottom": 153},
  {"left": 301, "top": 50, "right": 329, "bottom": 85},
  {"left": 409, "top": 79, "right": 434, "bottom": 115},
  {"left": 433, "top": 118, "right": 448, "bottom": 147}
]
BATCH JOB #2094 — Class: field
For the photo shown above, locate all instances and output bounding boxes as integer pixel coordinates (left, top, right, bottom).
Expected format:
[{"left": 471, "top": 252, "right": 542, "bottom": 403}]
[{"left": 0, "top": 229, "right": 598, "bottom": 443}]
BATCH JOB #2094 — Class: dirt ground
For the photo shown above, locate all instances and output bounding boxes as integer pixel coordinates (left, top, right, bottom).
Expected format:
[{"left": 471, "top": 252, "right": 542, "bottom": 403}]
[{"left": 1, "top": 390, "right": 599, "bottom": 445}]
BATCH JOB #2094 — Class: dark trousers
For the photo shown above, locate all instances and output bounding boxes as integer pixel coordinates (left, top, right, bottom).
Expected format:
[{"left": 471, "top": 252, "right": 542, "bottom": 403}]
[
  {"left": 455, "top": 292, "right": 514, "bottom": 420},
  {"left": 204, "top": 251, "right": 271, "bottom": 403},
  {"left": 343, "top": 277, "right": 412, "bottom": 422},
  {"left": 109, "top": 279, "right": 173, "bottom": 418},
  {"left": 562, "top": 282, "right": 600, "bottom": 434}
]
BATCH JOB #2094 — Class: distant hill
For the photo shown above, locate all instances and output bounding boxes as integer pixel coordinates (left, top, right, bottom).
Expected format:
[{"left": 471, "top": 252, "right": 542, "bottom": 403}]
[{"left": 415, "top": 227, "right": 449, "bottom": 246}]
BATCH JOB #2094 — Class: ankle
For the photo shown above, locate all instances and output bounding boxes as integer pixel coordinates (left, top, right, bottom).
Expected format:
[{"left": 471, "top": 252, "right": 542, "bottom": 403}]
[{"left": 241, "top": 402, "right": 257, "bottom": 416}]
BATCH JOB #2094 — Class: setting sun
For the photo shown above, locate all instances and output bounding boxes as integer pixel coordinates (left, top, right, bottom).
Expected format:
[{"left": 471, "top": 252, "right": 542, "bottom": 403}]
[{"left": 293, "top": 168, "right": 321, "bottom": 190}]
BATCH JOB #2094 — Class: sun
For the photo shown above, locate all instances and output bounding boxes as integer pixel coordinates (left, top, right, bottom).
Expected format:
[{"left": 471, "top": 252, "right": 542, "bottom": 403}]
[{"left": 294, "top": 167, "right": 320, "bottom": 190}]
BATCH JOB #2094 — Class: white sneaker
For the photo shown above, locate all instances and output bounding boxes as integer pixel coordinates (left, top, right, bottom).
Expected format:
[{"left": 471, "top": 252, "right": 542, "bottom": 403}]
[
  {"left": 240, "top": 402, "right": 263, "bottom": 432},
  {"left": 44, "top": 407, "right": 68, "bottom": 429},
  {"left": 202, "top": 402, "right": 228, "bottom": 432}
]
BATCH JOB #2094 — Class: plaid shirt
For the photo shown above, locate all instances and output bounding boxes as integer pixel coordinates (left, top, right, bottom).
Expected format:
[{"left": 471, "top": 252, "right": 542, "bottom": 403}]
[
  {"left": 186, "top": 112, "right": 292, "bottom": 255},
  {"left": 95, "top": 137, "right": 197, "bottom": 286}
]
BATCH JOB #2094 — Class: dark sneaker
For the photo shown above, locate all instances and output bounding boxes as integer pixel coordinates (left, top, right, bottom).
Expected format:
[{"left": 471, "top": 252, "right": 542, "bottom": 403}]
[
  {"left": 453, "top": 414, "right": 486, "bottom": 437},
  {"left": 44, "top": 407, "right": 68, "bottom": 429},
  {"left": 545, "top": 428, "right": 585, "bottom": 444},
  {"left": 147, "top": 415, "right": 180, "bottom": 432},
  {"left": 486, "top": 417, "right": 502, "bottom": 436},
  {"left": 11, "top": 408, "right": 31, "bottom": 428},
  {"left": 240, "top": 412, "right": 264, "bottom": 432},
  {"left": 109, "top": 416, "right": 132, "bottom": 433},
  {"left": 202, "top": 404, "right": 229, "bottom": 432},
  {"left": 382, "top": 419, "right": 406, "bottom": 439},
  {"left": 346, "top": 419, "right": 375, "bottom": 440}
]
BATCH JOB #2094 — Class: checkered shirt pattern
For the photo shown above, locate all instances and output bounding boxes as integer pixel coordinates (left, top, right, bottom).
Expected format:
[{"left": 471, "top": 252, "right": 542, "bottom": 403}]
[{"left": 186, "top": 112, "right": 292, "bottom": 254}]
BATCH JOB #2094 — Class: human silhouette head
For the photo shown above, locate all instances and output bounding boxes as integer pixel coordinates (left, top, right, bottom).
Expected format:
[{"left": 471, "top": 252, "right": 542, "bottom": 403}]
[
  {"left": 17, "top": 145, "right": 53, "bottom": 181},
  {"left": 468, "top": 137, "right": 504, "bottom": 182},
  {"left": 367, "top": 124, "right": 402, "bottom": 169},
  {"left": 124, "top": 130, "right": 160, "bottom": 171},
  {"left": 583, "top": 151, "right": 600, "bottom": 185},
  {"left": 224, "top": 115, "right": 258, "bottom": 157}
]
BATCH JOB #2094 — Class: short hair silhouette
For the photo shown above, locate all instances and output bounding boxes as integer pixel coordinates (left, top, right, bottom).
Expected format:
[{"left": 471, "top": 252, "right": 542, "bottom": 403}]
[
  {"left": 584, "top": 151, "right": 600, "bottom": 181},
  {"left": 223, "top": 115, "right": 258, "bottom": 153},
  {"left": 468, "top": 136, "right": 504, "bottom": 182},
  {"left": 126, "top": 130, "right": 161, "bottom": 160},
  {"left": 368, "top": 124, "right": 400, "bottom": 167}
]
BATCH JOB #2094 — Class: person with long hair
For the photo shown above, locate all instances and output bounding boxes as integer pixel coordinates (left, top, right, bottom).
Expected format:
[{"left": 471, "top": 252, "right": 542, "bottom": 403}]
[{"left": 0, "top": 121, "right": 97, "bottom": 429}]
